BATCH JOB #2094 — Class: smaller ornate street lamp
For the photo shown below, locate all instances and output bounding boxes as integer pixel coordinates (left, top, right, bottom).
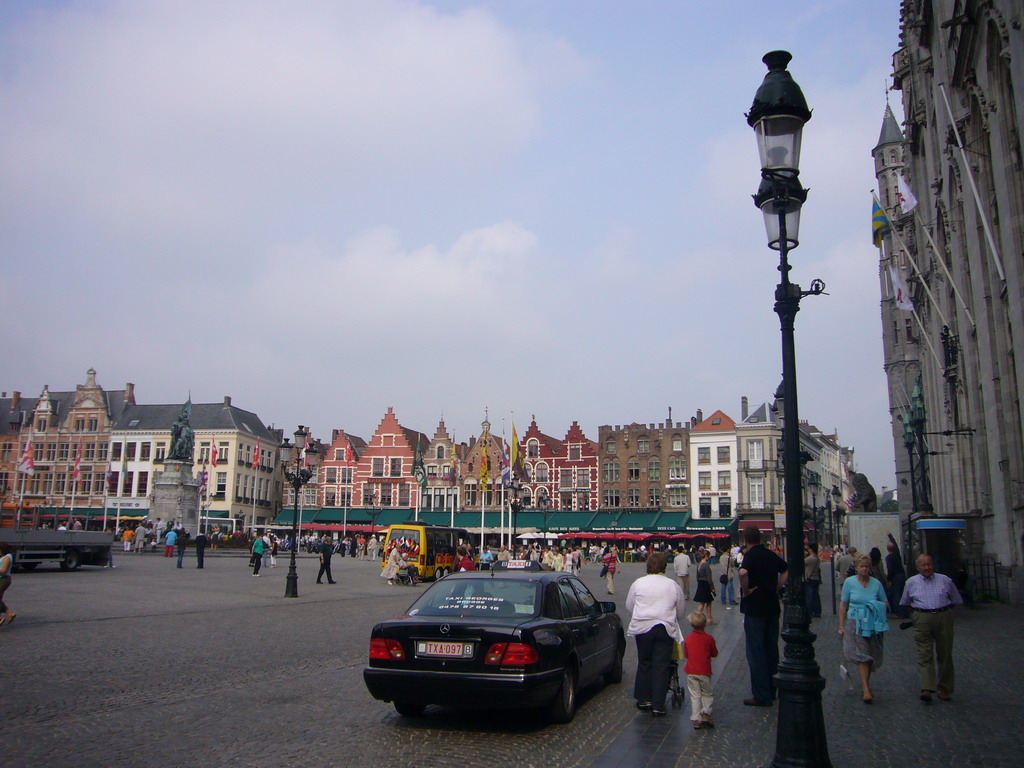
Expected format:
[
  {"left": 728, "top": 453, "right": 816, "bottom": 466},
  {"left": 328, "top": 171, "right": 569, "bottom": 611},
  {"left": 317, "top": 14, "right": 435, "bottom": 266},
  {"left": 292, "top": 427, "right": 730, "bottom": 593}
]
[{"left": 281, "top": 426, "right": 315, "bottom": 599}]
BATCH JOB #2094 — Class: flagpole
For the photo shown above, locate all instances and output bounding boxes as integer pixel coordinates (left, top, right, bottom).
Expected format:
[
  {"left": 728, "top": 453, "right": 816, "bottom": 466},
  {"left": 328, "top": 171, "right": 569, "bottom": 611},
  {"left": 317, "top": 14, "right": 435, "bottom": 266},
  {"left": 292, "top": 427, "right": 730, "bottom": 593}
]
[{"left": 914, "top": 210, "right": 976, "bottom": 328}]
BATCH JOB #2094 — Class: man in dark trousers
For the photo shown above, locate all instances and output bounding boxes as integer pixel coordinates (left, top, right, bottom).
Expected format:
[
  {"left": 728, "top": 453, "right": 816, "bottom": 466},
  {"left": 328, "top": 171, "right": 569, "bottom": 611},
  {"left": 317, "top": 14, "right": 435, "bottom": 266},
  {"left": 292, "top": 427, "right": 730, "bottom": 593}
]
[
  {"left": 317, "top": 535, "right": 337, "bottom": 584},
  {"left": 194, "top": 530, "right": 208, "bottom": 569},
  {"left": 738, "top": 526, "right": 788, "bottom": 707}
]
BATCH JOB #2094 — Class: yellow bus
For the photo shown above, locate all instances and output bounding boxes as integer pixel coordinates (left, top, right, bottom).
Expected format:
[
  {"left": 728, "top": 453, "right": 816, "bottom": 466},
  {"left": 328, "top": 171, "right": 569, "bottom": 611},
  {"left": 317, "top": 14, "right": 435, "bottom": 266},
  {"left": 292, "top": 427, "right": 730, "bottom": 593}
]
[{"left": 381, "top": 524, "right": 473, "bottom": 580}]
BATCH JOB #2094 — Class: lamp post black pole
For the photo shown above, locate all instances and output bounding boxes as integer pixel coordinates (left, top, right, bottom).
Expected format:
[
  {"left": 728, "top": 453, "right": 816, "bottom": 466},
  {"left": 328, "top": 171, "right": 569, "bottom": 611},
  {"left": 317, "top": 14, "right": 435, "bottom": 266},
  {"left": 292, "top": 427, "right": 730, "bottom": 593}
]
[
  {"left": 283, "top": 426, "right": 313, "bottom": 599},
  {"left": 748, "top": 50, "right": 830, "bottom": 768}
]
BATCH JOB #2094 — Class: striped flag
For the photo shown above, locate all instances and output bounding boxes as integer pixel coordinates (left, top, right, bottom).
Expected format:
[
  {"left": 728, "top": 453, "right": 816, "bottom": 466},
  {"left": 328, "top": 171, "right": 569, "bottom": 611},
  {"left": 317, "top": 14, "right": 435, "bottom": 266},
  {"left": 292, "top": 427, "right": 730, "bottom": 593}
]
[
  {"left": 480, "top": 441, "right": 490, "bottom": 493},
  {"left": 199, "top": 463, "right": 209, "bottom": 494},
  {"left": 872, "top": 196, "right": 890, "bottom": 247},
  {"left": 72, "top": 443, "right": 82, "bottom": 482},
  {"left": 17, "top": 440, "right": 35, "bottom": 476}
]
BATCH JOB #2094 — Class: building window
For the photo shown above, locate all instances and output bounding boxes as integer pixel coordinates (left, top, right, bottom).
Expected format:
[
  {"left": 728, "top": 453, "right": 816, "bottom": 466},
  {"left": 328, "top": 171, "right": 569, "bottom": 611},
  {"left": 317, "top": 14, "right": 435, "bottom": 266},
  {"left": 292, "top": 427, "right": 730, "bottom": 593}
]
[
  {"left": 121, "top": 471, "right": 133, "bottom": 496},
  {"left": 718, "top": 471, "right": 731, "bottom": 490},
  {"left": 669, "top": 459, "right": 686, "bottom": 480},
  {"left": 338, "top": 489, "right": 352, "bottom": 506},
  {"left": 325, "top": 467, "right": 337, "bottom": 483},
  {"left": 717, "top": 446, "right": 730, "bottom": 463},
  {"left": 398, "top": 484, "right": 410, "bottom": 506},
  {"left": 749, "top": 478, "right": 765, "bottom": 508},
  {"left": 747, "top": 440, "right": 764, "bottom": 469},
  {"left": 699, "top": 499, "right": 712, "bottom": 518},
  {"left": 36, "top": 418, "right": 48, "bottom": 431},
  {"left": 363, "top": 483, "right": 375, "bottom": 505},
  {"left": 577, "top": 468, "right": 590, "bottom": 487},
  {"left": 84, "top": 443, "right": 95, "bottom": 461},
  {"left": 528, "top": 439, "right": 540, "bottom": 458},
  {"left": 627, "top": 460, "right": 640, "bottom": 481},
  {"left": 672, "top": 437, "right": 683, "bottom": 451},
  {"left": 719, "top": 498, "right": 732, "bottom": 518},
  {"left": 88, "top": 417, "right": 98, "bottom": 432},
  {"left": 216, "top": 473, "right": 227, "bottom": 496},
  {"left": 603, "top": 489, "right": 620, "bottom": 507},
  {"left": 125, "top": 442, "right": 137, "bottom": 462},
  {"left": 74, "top": 418, "right": 85, "bottom": 432},
  {"left": 198, "top": 443, "right": 210, "bottom": 463},
  {"left": 325, "top": 490, "right": 336, "bottom": 506},
  {"left": 638, "top": 438, "right": 649, "bottom": 454},
  {"left": 627, "top": 488, "right": 640, "bottom": 507},
  {"left": 605, "top": 439, "right": 616, "bottom": 454},
  {"left": 535, "top": 463, "right": 549, "bottom": 483},
  {"left": 648, "top": 459, "right": 660, "bottom": 481},
  {"left": 436, "top": 446, "right": 445, "bottom": 460},
  {"left": 137, "top": 471, "right": 149, "bottom": 497},
  {"left": 648, "top": 488, "right": 661, "bottom": 507},
  {"left": 340, "top": 467, "right": 353, "bottom": 484},
  {"left": 111, "top": 443, "right": 123, "bottom": 461},
  {"left": 154, "top": 443, "right": 165, "bottom": 462},
  {"left": 390, "top": 458, "right": 402, "bottom": 477},
  {"left": 380, "top": 483, "right": 393, "bottom": 506},
  {"left": 372, "top": 458, "right": 385, "bottom": 477},
  {"left": 699, "top": 472, "right": 712, "bottom": 490},
  {"left": 139, "top": 442, "right": 151, "bottom": 461},
  {"left": 97, "top": 443, "right": 108, "bottom": 462},
  {"left": 603, "top": 462, "right": 619, "bottom": 482},
  {"left": 427, "top": 464, "right": 438, "bottom": 479},
  {"left": 569, "top": 445, "right": 581, "bottom": 461},
  {"left": 669, "top": 488, "right": 688, "bottom": 507},
  {"left": 560, "top": 469, "right": 573, "bottom": 489},
  {"left": 58, "top": 444, "right": 69, "bottom": 461},
  {"left": 698, "top": 447, "right": 711, "bottom": 464}
]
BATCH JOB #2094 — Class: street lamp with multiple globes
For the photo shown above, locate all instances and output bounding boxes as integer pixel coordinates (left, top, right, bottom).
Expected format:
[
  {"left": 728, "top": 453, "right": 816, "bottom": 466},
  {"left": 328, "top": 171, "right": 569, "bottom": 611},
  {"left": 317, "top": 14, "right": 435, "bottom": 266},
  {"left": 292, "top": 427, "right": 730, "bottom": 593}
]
[
  {"left": 281, "top": 426, "right": 315, "bottom": 599},
  {"left": 746, "top": 50, "right": 830, "bottom": 767}
]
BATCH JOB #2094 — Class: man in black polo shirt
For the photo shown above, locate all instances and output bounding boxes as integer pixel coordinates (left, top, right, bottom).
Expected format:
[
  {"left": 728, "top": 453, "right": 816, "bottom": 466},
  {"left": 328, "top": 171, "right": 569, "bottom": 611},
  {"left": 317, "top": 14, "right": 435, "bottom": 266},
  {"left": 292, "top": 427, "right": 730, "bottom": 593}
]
[{"left": 738, "top": 526, "right": 788, "bottom": 707}]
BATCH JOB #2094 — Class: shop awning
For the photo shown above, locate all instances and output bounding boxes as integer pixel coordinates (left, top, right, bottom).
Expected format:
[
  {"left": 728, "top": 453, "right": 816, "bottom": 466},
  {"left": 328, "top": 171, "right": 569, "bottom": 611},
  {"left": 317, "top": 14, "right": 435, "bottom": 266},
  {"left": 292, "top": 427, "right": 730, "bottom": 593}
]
[
  {"left": 739, "top": 517, "right": 775, "bottom": 533},
  {"left": 650, "top": 510, "right": 690, "bottom": 532},
  {"left": 685, "top": 518, "right": 740, "bottom": 536},
  {"left": 272, "top": 508, "right": 319, "bottom": 525},
  {"left": 543, "top": 511, "right": 598, "bottom": 531}
]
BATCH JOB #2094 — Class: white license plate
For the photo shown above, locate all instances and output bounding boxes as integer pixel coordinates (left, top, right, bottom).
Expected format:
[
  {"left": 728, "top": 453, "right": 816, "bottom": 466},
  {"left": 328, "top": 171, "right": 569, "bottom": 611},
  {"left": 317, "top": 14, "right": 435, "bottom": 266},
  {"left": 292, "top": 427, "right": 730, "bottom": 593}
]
[{"left": 416, "top": 640, "right": 474, "bottom": 658}]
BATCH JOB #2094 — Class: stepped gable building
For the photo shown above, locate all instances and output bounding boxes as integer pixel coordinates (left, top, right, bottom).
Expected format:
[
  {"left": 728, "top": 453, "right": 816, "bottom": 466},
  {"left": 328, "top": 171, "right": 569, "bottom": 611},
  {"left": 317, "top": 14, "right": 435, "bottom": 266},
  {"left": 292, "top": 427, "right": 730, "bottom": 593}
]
[
  {"left": 520, "top": 417, "right": 564, "bottom": 512},
  {"left": 736, "top": 398, "right": 783, "bottom": 541},
  {"left": 317, "top": 429, "right": 367, "bottom": 511},
  {"left": 112, "top": 396, "right": 278, "bottom": 530},
  {"left": 0, "top": 369, "right": 132, "bottom": 523},
  {"left": 423, "top": 419, "right": 461, "bottom": 516},
  {"left": 352, "top": 407, "right": 428, "bottom": 521},
  {"left": 554, "top": 421, "right": 599, "bottom": 513},
  {"left": 879, "top": 0, "right": 1024, "bottom": 598},
  {"left": 595, "top": 415, "right": 691, "bottom": 532}
]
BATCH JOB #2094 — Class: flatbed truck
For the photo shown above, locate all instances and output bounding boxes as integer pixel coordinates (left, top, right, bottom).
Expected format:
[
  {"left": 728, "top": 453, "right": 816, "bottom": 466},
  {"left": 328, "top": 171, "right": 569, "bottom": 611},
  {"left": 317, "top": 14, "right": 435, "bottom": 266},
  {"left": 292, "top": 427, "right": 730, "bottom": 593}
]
[{"left": 0, "top": 529, "right": 115, "bottom": 571}]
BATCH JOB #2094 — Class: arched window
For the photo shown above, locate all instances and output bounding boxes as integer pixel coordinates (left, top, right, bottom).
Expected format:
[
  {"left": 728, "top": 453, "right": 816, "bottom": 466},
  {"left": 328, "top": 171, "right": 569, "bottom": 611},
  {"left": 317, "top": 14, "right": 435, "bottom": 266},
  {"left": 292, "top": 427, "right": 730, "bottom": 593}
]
[
  {"left": 527, "top": 439, "right": 540, "bottom": 458},
  {"left": 436, "top": 446, "right": 445, "bottom": 460},
  {"left": 535, "top": 463, "right": 549, "bottom": 483}
]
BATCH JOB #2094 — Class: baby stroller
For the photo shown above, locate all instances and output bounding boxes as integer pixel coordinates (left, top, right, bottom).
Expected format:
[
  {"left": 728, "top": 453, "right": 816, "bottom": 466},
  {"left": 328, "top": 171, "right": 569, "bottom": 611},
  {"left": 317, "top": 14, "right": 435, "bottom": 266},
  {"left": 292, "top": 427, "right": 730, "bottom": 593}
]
[{"left": 668, "top": 642, "right": 685, "bottom": 708}]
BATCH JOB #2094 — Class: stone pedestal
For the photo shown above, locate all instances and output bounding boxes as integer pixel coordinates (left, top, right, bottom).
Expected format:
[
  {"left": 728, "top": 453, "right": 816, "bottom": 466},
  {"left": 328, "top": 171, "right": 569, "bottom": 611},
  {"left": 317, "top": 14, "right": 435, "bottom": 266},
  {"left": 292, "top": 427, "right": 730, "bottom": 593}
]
[{"left": 152, "top": 461, "right": 201, "bottom": 534}]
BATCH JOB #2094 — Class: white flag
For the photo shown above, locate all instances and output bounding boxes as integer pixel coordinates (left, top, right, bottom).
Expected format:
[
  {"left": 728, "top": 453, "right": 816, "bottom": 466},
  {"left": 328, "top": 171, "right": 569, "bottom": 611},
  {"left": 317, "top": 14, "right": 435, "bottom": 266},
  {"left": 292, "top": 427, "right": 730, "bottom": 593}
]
[
  {"left": 897, "top": 175, "right": 918, "bottom": 212},
  {"left": 889, "top": 267, "right": 914, "bottom": 311}
]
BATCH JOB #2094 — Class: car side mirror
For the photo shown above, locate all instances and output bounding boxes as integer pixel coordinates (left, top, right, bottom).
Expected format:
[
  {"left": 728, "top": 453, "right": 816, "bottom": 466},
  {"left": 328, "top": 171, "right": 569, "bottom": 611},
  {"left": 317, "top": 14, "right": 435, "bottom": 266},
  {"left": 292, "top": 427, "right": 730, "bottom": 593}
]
[{"left": 599, "top": 601, "right": 616, "bottom": 614}]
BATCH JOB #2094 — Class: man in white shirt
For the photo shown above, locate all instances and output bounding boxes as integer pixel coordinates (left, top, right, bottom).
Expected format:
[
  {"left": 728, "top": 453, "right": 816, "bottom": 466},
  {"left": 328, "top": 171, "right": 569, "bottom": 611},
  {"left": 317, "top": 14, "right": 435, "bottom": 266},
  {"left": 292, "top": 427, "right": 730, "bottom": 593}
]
[{"left": 673, "top": 549, "right": 691, "bottom": 600}]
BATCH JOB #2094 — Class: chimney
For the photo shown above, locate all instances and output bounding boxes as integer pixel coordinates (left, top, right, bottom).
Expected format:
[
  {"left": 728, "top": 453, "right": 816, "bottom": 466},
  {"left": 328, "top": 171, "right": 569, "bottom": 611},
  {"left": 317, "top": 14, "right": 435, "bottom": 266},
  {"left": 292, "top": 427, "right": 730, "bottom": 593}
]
[
  {"left": 223, "top": 396, "right": 232, "bottom": 408},
  {"left": 11, "top": 391, "right": 20, "bottom": 410},
  {"left": 741, "top": 396, "right": 749, "bottom": 420},
  {"left": 125, "top": 382, "right": 136, "bottom": 405},
  {"left": 696, "top": 409, "right": 703, "bottom": 423}
]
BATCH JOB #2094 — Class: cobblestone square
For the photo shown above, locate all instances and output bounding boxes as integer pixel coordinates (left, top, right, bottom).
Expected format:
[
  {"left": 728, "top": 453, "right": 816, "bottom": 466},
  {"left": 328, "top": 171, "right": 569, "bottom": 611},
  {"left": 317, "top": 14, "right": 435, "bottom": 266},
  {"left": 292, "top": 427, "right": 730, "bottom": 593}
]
[{"left": 2, "top": 554, "right": 1020, "bottom": 768}]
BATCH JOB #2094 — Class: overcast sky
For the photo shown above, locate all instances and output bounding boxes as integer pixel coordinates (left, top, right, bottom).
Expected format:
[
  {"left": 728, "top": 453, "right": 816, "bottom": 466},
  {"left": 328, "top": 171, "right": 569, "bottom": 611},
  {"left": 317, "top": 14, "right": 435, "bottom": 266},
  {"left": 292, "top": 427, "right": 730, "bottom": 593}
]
[{"left": 1, "top": 0, "right": 904, "bottom": 489}]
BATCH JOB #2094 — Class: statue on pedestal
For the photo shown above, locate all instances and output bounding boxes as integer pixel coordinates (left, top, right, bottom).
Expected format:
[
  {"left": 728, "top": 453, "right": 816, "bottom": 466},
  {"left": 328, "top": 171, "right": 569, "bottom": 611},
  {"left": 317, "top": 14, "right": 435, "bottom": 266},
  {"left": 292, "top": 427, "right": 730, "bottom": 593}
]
[
  {"left": 849, "top": 473, "right": 878, "bottom": 514},
  {"left": 168, "top": 399, "right": 194, "bottom": 463}
]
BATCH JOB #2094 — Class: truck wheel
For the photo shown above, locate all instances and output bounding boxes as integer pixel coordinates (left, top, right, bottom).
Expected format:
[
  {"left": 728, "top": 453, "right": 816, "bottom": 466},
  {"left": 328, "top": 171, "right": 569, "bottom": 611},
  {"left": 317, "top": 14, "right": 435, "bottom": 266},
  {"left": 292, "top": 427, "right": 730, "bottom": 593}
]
[{"left": 60, "top": 549, "right": 81, "bottom": 571}]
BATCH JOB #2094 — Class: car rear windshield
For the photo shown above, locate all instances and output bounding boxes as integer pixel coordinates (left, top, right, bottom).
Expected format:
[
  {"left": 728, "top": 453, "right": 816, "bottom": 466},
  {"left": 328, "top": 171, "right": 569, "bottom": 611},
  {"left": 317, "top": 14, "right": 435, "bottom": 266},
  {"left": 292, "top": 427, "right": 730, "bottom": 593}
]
[{"left": 408, "top": 578, "right": 541, "bottom": 619}]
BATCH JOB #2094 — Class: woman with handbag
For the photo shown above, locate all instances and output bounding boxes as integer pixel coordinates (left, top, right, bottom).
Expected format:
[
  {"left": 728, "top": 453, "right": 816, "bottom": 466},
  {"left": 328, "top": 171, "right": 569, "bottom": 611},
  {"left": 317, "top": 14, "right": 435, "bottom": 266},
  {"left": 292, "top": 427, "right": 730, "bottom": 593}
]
[
  {"left": 720, "top": 549, "right": 737, "bottom": 606},
  {"left": 693, "top": 549, "right": 716, "bottom": 625}
]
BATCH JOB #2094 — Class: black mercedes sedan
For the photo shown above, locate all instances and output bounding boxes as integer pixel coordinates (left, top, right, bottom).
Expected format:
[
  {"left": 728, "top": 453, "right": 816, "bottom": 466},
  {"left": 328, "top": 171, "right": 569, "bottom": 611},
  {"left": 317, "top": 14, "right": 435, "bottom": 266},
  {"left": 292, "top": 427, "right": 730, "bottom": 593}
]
[{"left": 363, "top": 561, "right": 625, "bottom": 723}]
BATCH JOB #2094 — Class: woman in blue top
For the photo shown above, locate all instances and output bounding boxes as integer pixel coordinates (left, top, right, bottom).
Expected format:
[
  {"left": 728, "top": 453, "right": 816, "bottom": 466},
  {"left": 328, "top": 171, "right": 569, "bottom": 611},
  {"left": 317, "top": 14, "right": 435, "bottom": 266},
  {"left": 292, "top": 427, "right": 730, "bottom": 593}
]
[{"left": 839, "top": 554, "right": 889, "bottom": 703}]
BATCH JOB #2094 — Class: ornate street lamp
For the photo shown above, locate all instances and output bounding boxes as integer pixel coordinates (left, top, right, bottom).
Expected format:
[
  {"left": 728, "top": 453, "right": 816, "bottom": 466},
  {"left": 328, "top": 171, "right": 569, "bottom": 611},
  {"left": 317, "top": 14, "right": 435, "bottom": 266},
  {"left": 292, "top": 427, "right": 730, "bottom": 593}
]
[
  {"left": 807, "top": 471, "right": 821, "bottom": 548},
  {"left": 910, "top": 377, "right": 931, "bottom": 511},
  {"left": 281, "top": 426, "right": 315, "bottom": 599},
  {"left": 747, "top": 51, "right": 830, "bottom": 768}
]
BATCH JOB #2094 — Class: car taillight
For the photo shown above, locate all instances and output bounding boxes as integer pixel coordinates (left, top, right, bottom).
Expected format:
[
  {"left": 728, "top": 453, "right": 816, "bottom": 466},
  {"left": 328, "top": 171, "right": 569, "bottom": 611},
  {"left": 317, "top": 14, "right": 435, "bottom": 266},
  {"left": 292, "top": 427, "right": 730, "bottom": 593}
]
[
  {"left": 484, "top": 642, "right": 539, "bottom": 665},
  {"left": 369, "top": 638, "right": 406, "bottom": 660}
]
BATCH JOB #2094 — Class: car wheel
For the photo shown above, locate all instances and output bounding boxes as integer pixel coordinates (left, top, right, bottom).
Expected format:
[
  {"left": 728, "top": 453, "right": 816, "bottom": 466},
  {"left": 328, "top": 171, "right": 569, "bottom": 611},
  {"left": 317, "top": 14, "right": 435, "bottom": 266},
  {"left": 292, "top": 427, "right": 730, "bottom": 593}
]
[
  {"left": 393, "top": 700, "right": 426, "bottom": 717},
  {"left": 434, "top": 567, "right": 445, "bottom": 580},
  {"left": 605, "top": 639, "right": 625, "bottom": 685},
  {"left": 547, "top": 666, "right": 578, "bottom": 724}
]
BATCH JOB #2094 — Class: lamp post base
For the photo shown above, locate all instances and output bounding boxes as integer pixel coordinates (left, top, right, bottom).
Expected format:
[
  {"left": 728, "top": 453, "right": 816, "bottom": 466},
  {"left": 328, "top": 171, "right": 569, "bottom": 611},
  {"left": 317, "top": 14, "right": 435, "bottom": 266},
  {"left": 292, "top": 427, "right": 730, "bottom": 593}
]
[
  {"left": 768, "top": 603, "right": 830, "bottom": 768},
  {"left": 285, "top": 556, "right": 299, "bottom": 598}
]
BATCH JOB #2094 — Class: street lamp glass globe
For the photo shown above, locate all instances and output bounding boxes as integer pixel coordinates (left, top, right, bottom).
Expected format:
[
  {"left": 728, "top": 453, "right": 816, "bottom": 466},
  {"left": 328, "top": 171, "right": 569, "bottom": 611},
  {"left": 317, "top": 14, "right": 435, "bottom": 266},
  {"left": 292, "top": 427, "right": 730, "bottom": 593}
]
[
  {"left": 759, "top": 200, "right": 801, "bottom": 251},
  {"left": 754, "top": 114, "right": 805, "bottom": 172}
]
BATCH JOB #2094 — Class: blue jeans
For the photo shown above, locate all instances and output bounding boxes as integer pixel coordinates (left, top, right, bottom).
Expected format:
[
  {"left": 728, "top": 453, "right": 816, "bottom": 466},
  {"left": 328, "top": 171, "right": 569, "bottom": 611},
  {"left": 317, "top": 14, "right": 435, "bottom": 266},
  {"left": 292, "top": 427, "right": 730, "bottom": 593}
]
[
  {"left": 805, "top": 579, "right": 822, "bottom": 617},
  {"left": 744, "top": 613, "right": 780, "bottom": 703},
  {"left": 176, "top": 546, "right": 185, "bottom": 568},
  {"left": 720, "top": 577, "right": 736, "bottom": 604}
]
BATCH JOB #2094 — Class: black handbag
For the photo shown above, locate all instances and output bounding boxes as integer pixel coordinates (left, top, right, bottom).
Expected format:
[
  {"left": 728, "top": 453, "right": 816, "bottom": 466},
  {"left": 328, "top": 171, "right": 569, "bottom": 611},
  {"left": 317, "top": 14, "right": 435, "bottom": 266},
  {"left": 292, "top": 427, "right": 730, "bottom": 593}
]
[{"left": 719, "top": 573, "right": 728, "bottom": 585}]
